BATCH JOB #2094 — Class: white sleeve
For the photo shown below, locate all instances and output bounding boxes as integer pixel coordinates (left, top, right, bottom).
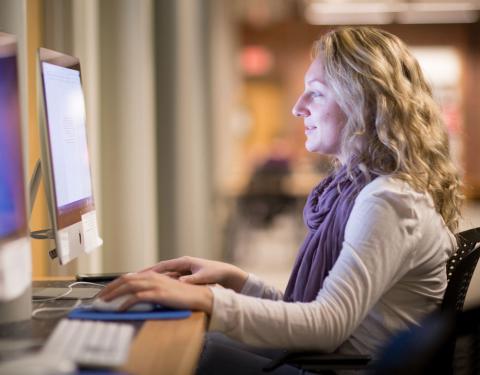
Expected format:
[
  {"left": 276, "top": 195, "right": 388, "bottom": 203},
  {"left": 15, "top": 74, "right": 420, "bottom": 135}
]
[
  {"left": 240, "top": 273, "right": 284, "bottom": 300},
  {"left": 208, "top": 191, "right": 420, "bottom": 352}
]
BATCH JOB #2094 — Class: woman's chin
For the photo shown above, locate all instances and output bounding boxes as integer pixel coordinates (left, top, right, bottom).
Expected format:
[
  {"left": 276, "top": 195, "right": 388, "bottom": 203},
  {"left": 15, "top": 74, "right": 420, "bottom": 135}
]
[
  {"left": 305, "top": 142, "right": 339, "bottom": 157},
  {"left": 305, "top": 141, "right": 321, "bottom": 154}
]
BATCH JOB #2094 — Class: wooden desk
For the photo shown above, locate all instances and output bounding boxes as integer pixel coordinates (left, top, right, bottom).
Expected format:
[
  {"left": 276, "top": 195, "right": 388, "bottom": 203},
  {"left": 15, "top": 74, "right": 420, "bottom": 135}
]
[
  {"left": 123, "top": 312, "right": 206, "bottom": 375},
  {"left": 31, "top": 277, "right": 206, "bottom": 375}
]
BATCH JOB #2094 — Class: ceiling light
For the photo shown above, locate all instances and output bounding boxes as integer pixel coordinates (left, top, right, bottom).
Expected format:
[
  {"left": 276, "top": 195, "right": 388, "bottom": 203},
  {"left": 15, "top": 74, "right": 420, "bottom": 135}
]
[{"left": 304, "top": 0, "right": 480, "bottom": 24}]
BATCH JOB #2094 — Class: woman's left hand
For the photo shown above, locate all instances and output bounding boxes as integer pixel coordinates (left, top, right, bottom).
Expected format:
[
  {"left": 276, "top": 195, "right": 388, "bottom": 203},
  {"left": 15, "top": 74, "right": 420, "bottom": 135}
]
[{"left": 97, "top": 271, "right": 213, "bottom": 313}]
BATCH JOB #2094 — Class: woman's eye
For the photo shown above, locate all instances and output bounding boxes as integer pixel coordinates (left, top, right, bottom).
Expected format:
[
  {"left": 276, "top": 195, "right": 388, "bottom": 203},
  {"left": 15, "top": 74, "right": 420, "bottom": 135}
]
[{"left": 311, "top": 92, "right": 323, "bottom": 98}]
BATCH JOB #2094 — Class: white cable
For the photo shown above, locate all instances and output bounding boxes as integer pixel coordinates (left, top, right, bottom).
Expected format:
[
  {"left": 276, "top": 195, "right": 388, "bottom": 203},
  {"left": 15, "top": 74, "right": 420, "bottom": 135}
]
[
  {"left": 32, "top": 281, "right": 105, "bottom": 319},
  {"left": 32, "top": 299, "right": 82, "bottom": 319},
  {"left": 68, "top": 281, "right": 106, "bottom": 288},
  {"left": 32, "top": 286, "right": 73, "bottom": 302},
  {"left": 32, "top": 281, "right": 105, "bottom": 302}
]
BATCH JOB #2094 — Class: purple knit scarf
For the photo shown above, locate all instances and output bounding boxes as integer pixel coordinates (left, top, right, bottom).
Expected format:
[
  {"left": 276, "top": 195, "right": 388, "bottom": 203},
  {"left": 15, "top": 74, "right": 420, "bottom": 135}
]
[{"left": 284, "top": 165, "right": 374, "bottom": 302}]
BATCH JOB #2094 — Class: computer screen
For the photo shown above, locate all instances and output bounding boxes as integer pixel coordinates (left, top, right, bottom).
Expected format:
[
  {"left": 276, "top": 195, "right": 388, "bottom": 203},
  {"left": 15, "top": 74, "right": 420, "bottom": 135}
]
[
  {"left": 0, "top": 32, "right": 31, "bottom": 306},
  {"left": 38, "top": 48, "right": 102, "bottom": 265},
  {"left": 0, "top": 40, "right": 26, "bottom": 239},
  {"left": 42, "top": 61, "right": 93, "bottom": 214}
]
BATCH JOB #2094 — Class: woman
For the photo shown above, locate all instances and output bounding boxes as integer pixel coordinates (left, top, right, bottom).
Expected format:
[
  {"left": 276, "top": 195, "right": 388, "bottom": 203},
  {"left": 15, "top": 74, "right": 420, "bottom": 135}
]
[{"left": 99, "top": 26, "right": 462, "bottom": 373}]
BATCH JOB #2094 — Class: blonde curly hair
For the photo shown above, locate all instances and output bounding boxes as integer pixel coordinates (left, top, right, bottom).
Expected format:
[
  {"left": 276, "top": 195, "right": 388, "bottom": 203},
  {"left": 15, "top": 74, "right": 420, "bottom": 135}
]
[{"left": 313, "top": 26, "right": 462, "bottom": 232}]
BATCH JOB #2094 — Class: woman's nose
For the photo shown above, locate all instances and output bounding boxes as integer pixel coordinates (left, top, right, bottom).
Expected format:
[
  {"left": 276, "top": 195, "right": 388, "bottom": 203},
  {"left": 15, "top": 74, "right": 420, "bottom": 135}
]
[{"left": 292, "top": 97, "right": 310, "bottom": 118}]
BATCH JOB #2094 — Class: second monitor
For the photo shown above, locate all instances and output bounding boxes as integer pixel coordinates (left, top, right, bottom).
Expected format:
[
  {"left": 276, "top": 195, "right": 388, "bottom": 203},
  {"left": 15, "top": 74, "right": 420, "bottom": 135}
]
[{"left": 36, "top": 48, "right": 102, "bottom": 265}]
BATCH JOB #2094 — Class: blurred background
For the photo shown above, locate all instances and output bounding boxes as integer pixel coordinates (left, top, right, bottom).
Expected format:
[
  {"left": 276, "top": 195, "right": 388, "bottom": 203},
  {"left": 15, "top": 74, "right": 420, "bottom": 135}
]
[{"left": 1, "top": 0, "right": 479, "bottom": 302}]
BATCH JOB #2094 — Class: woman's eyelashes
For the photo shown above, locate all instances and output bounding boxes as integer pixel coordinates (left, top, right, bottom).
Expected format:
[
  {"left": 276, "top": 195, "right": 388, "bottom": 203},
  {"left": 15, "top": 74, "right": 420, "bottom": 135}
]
[{"left": 309, "top": 91, "right": 324, "bottom": 99}]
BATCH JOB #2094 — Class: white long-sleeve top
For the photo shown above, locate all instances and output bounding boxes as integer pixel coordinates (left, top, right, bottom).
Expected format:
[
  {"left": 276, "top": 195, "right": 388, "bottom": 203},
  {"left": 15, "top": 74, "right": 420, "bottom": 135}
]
[{"left": 208, "top": 176, "right": 457, "bottom": 356}]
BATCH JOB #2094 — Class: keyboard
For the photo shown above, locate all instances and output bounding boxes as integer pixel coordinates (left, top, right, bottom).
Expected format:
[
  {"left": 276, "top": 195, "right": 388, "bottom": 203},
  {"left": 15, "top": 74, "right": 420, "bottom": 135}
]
[{"left": 42, "top": 319, "right": 135, "bottom": 368}]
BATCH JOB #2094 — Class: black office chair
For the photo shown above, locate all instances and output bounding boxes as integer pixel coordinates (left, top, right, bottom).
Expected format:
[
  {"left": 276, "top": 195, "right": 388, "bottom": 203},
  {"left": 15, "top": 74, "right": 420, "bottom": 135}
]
[
  {"left": 444, "top": 226, "right": 480, "bottom": 312},
  {"left": 263, "top": 227, "right": 480, "bottom": 374}
]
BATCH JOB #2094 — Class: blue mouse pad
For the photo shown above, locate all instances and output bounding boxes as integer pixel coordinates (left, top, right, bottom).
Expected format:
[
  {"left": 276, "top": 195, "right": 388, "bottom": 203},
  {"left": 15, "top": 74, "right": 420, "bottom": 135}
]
[{"left": 68, "top": 307, "right": 192, "bottom": 321}]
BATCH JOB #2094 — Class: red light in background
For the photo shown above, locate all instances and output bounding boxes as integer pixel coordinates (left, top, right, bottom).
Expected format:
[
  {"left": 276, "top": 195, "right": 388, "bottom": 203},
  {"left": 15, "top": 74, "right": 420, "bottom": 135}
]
[{"left": 240, "top": 45, "right": 274, "bottom": 77}]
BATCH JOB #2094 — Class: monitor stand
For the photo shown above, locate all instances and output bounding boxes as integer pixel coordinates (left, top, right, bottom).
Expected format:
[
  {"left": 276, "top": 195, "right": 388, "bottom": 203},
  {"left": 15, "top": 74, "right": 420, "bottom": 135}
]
[
  {"left": 29, "top": 160, "right": 57, "bottom": 260},
  {"left": 29, "top": 161, "right": 102, "bottom": 301}
]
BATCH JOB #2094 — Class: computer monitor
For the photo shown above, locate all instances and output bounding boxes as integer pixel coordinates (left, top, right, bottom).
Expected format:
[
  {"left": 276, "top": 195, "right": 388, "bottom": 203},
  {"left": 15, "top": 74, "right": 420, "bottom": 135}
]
[
  {"left": 36, "top": 47, "right": 102, "bottom": 265},
  {"left": 0, "top": 32, "right": 32, "bottom": 322}
]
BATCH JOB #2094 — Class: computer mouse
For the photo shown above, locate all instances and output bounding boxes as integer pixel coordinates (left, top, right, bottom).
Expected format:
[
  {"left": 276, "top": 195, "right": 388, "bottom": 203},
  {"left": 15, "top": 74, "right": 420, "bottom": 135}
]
[
  {"left": 92, "top": 294, "right": 156, "bottom": 312},
  {"left": 0, "top": 353, "right": 76, "bottom": 375}
]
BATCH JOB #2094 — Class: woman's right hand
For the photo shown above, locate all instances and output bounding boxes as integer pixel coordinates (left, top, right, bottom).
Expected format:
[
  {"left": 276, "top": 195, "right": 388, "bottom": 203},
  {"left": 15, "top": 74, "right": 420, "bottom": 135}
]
[{"left": 140, "top": 256, "right": 249, "bottom": 293}]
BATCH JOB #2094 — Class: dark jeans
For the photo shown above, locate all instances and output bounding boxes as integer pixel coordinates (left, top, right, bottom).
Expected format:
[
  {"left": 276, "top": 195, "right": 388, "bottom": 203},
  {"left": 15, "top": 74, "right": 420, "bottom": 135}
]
[{"left": 195, "top": 332, "right": 310, "bottom": 375}]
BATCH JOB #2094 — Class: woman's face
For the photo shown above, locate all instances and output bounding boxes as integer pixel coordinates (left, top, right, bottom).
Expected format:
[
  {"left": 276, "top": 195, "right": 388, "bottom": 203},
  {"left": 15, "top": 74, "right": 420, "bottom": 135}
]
[{"left": 292, "top": 56, "right": 347, "bottom": 160}]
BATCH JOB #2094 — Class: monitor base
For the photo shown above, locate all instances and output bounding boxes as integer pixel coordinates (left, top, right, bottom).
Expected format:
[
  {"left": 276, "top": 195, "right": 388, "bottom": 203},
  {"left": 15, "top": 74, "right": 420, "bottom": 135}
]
[{"left": 32, "top": 287, "right": 100, "bottom": 300}]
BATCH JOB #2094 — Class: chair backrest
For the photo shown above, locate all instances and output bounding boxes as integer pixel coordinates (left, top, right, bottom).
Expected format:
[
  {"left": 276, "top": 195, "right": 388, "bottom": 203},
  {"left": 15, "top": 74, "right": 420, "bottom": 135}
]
[
  {"left": 439, "top": 227, "right": 480, "bottom": 374},
  {"left": 442, "top": 227, "right": 480, "bottom": 313}
]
